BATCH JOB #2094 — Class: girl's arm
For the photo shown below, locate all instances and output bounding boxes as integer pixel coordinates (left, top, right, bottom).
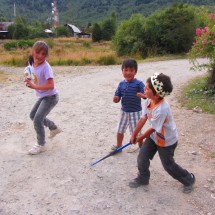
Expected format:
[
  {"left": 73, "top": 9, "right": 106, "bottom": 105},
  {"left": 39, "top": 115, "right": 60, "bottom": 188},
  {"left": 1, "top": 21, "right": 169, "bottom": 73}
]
[{"left": 25, "top": 78, "right": 54, "bottom": 90}]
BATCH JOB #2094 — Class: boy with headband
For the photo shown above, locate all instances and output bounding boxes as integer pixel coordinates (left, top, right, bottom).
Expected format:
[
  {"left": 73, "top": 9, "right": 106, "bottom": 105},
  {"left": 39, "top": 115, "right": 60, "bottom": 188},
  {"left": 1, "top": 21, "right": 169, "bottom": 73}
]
[{"left": 129, "top": 73, "right": 195, "bottom": 193}]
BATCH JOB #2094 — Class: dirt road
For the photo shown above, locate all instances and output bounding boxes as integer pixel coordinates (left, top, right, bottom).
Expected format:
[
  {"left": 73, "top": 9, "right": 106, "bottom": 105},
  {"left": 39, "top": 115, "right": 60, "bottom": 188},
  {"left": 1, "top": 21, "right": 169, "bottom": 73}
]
[{"left": 0, "top": 59, "right": 215, "bottom": 215}]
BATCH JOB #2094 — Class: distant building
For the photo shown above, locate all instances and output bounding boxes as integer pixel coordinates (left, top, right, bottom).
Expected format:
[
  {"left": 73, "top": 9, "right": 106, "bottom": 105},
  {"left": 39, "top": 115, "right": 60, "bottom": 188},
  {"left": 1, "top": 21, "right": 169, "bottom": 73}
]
[
  {"left": 44, "top": 29, "right": 54, "bottom": 37},
  {"left": 65, "top": 24, "right": 91, "bottom": 38},
  {"left": 0, "top": 22, "right": 14, "bottom": 39}
]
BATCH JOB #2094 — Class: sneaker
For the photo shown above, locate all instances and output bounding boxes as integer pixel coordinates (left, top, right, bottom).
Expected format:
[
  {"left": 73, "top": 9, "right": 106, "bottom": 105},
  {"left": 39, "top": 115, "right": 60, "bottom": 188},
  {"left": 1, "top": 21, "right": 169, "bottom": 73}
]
[
  {"left": 183, "top": 173, "right": 195, "bottom": 194},
  {"left": 126, "top": 144, "right": 139, "bottom": 153},
  {"left": 49, "top": 127, "right": 62, "bottom": 139},
  {"left": 129, "top": 177, "right": 149, "bottom": 188},
  {"left": 110, "top": 145, "right": 122, "bottom": 154},
  {"left": 28, "top": 144, "right": 46, "bottom": 155}
]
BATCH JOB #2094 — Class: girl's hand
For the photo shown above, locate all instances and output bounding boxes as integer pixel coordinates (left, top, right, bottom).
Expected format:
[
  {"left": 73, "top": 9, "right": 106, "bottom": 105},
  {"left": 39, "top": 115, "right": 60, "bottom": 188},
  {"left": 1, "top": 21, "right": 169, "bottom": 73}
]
[
  {"left": 25, "top": 79, "right": 35, "bottom": 89},
  {"left": 113, "top": 96, "right": 119, "bottom": 103}
]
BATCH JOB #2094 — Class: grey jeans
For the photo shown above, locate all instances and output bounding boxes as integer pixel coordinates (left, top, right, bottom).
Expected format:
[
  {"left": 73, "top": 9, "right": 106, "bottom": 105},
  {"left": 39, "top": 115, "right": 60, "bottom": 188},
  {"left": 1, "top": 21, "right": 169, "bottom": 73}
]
[
  {"left": 30, "top": 94, "right": 59, "bottom": 146},
  {"left": 137, "top": 137, "right": 193, "bottom": 186}
]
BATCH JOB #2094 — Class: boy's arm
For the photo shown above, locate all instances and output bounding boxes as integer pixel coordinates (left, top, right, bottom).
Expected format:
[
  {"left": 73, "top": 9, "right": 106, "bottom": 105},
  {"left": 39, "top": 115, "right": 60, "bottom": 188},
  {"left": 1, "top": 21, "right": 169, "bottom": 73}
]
[
  {"left": 137, "top": 81, "right": 146, "bottom": 99},
  {"left": 136, "top": 127, "right": 155, "bottom": 143},
  {"left": 113, "top": 83, "right": 122, "bottom": 103},
  {"left": 130, "top": 116, "right": 147, "bottom": 144}
]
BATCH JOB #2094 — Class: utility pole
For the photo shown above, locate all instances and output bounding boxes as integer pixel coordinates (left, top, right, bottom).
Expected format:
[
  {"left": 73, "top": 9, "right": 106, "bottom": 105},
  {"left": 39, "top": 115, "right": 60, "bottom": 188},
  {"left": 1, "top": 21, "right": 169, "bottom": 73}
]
[
  {"left": 14, "top": 0, "right": 16, "bottom": 18},
  {"left": 51, "top": 0, "right": 59, "bottom": 28}
]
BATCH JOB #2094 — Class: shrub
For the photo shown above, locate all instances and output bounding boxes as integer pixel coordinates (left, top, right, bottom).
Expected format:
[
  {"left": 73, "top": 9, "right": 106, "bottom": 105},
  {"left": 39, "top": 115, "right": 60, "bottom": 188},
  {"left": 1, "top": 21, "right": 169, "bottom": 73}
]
[
  {"left": 189, "top": 10, "right": 215, "bottom": 89},
  {"left": 97, "top": 55, "right": 118, "bottom": 65}
]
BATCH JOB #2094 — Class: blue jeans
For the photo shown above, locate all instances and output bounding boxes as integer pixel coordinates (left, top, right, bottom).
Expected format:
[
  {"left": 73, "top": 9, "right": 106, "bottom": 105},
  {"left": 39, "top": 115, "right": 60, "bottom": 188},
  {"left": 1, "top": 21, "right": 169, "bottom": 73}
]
[
  {"left": 137, "top": 137, "right": 193, "bottom": 186},
  {"left": 30, "top": 94, "right": 59, "bottom": 146}
]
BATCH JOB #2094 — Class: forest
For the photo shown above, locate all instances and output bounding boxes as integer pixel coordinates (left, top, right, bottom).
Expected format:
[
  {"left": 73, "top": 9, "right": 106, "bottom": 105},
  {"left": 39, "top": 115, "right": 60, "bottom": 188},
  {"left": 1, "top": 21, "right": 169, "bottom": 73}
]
[{"left": 0, "top": 0, "right": 214, "bottom": 26}]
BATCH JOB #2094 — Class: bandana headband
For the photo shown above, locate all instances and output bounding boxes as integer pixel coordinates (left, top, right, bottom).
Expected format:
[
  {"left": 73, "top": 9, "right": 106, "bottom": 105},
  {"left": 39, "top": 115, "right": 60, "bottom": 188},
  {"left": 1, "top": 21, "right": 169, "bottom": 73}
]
[{"left": 151, "top": 73, "right": 170, "bottom": 98}]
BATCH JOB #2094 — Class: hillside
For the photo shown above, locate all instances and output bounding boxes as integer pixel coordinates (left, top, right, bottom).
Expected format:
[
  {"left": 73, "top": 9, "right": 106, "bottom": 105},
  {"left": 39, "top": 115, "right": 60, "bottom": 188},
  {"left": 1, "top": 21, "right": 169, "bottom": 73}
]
[{"left": 0, "top": 0, "right": 214, "bottom": 26}]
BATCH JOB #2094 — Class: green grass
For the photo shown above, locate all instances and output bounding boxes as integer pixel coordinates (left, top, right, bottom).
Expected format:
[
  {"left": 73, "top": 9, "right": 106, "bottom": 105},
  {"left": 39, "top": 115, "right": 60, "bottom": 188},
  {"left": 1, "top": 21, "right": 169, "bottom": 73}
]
[{"left": 181, "top": 75, "right": 215, "bottom": 114}]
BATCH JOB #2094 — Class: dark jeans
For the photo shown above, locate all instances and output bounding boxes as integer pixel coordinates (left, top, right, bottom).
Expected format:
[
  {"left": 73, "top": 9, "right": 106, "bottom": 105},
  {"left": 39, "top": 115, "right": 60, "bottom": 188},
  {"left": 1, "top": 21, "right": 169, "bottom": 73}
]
[
  {"left": 30, "top": 94, "right": 59, "bottom": 146},
  {"left": 137, "top": 137, "right": 193, "bottom": 186}
]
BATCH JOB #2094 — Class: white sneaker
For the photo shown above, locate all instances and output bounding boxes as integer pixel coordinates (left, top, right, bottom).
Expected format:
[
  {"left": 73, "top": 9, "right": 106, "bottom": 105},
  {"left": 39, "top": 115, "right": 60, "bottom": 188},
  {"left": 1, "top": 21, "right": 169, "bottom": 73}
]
[
  {"left": 28, "top": 144, "right": 46, "bottom": 155},
  {"left": 49, "top": 127, "right": 62, "bottom": 139},
  {"left": 126, "top": 144, "right": 139, "bottom": 153}
]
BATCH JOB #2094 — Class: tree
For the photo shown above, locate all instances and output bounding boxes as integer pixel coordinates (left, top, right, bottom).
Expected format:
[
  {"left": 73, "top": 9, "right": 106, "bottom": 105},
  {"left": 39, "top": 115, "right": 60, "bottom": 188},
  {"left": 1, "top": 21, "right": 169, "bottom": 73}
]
[
  {"left": 101, "top": 18, "right": 116, "bottom": 41},
  {"left": 112, "top": 14, "right": 145, "bottom": 56},
  {"left": 12, "top": 17, "right": 29, "bottom": 39},
  {"left": 144, "top": 3, "right": 197, "bottom": 55},
  {"left": 92, "top": 23, "right": 102, "bottom": 42},
  {"left": 55, "top": 26, "right": 69, "bottom": 37}
]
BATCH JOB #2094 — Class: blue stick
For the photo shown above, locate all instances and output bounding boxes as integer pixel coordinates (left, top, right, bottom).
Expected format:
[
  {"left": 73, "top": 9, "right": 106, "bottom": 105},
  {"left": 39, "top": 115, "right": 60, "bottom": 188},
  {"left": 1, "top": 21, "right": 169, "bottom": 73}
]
[{"left": 90, "top": 142, "right": 132, "bottom": 166}]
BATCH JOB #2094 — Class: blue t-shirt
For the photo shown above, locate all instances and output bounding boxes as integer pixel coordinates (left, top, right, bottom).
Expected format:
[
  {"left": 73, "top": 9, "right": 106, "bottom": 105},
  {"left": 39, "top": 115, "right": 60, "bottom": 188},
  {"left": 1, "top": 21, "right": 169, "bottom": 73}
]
[{"left": 115, "top": 78, "right": 145, "bottom": 112}]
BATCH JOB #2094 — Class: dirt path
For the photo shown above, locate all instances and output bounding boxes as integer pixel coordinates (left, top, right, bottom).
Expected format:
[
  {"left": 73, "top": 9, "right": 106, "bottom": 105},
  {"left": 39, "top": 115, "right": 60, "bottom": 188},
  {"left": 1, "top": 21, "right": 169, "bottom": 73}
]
[{"left": 0, "top": 59, "right": 215, "bottom": 215}]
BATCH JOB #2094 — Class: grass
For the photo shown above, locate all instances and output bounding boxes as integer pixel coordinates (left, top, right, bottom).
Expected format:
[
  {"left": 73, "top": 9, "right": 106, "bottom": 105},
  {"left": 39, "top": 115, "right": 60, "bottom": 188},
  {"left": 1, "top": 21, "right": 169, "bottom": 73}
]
[
  {"left": 181, "top": 75, "right": 215, "bottom": 114},
  {"left": 0, "top": 38, "right": 122, "bottom": 66}
]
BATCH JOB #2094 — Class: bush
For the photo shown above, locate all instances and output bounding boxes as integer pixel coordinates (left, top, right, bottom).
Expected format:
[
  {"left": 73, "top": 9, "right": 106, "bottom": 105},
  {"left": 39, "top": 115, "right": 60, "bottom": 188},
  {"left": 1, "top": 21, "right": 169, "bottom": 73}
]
[
  {"left": 4, "top": 40, "right": 34, "bottom": 50},
  {"left": 189, "top": 10, "right": 215, "bottom": 89},
  {"left": 97, "top": 55, "right": 118, "bottom": 65}
]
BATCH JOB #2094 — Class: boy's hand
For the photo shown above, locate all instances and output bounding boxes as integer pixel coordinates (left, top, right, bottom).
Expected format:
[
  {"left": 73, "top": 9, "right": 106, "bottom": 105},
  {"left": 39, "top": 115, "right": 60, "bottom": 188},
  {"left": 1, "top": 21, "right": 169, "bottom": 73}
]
[
  {"left": 113, "top": 96, "right": 119, "bottom": 103},
  {"left": 130, "top": 135, "right": 137, "bottom": 144},
  {"left": 137, "top": 92, "right": 146, "bottom": 99},
  {"left": 136, "top": 135, "right": 144, "bottom": 143}
]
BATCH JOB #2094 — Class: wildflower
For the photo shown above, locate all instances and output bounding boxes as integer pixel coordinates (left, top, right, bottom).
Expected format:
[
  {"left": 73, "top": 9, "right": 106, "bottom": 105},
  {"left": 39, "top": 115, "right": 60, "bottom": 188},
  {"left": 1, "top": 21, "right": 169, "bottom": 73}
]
[
  {"left": 196, "top": 28, "right": 202, "bottom": 36},
  {"left": 212, "top": 39, "right": 215, "bottom": 45},
  {"left": 202, "top": 40, "right": 208, "bottom": 46},
  {"left": 209, "top": 13, "right": 214, "bottom": 20}
]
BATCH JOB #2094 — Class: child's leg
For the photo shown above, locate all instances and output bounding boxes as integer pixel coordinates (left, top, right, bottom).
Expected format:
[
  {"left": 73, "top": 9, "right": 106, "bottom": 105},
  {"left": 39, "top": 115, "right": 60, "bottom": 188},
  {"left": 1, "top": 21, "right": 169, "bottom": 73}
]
[
  {"left": 158, "top": 143, "right": 194, "bottom": 186},
  {"left": 117, "top": 133, "right": 124, "bottom": 148},
  {"left": 128, "top": 111, "right": 143, "bottom": 147},
  {"left": 129, "top": 138, "right": 157, "bottom": 188},
  {"left": 137, "top": 138, "right": 157, "bottom": 183},
  {"left": 33, "top": 94, "right": 59, "bottom": 146},
  {"left": 116, "top": 110, "right": 128, "bottom": 148}
]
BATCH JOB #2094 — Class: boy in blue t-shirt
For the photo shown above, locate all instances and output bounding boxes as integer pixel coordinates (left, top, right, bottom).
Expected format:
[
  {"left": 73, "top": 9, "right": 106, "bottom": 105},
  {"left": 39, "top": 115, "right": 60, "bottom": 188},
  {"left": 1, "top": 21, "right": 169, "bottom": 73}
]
[{"left": 111, "top": 59, "right": 145, "bottom": 152}]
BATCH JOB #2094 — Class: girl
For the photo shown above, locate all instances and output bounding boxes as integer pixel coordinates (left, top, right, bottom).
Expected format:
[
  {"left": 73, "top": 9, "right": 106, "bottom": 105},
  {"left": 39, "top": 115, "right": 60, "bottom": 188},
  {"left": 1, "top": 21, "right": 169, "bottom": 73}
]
[{"left": 25, "top": 41, "right": 61, "bottom": 155}]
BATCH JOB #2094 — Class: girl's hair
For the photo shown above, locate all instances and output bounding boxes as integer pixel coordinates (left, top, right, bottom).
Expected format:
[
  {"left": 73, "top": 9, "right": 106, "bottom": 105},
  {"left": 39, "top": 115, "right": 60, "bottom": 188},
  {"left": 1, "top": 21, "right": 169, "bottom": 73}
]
[
  {"left": 146, "top": 73, "right": 173, "bottom": 97},
  {"left": 121, "top": 59, "right": 138, "bottom": 72},
  {"left": 28, "top": 41, "right": 49, "bottom": 65}
]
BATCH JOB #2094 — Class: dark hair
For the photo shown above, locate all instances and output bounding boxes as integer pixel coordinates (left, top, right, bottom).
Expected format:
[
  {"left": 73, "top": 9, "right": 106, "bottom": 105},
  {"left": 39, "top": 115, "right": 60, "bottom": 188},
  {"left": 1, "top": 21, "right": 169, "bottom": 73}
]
[
  {"left": 121, "top": 59, "right": 138, "bottom": 72},
  {"left": 146, "top": 73, "right": 173, "bottom": 97}
]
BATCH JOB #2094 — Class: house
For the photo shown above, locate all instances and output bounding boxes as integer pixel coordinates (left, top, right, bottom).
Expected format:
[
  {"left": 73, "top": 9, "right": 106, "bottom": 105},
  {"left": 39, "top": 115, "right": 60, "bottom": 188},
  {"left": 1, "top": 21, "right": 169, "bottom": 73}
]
[
  {"left": 65, "top": 24, "right": 91, "bottom": 38},
  {"left": 0, "top": 22, "right": 14, "bottom": 39}
]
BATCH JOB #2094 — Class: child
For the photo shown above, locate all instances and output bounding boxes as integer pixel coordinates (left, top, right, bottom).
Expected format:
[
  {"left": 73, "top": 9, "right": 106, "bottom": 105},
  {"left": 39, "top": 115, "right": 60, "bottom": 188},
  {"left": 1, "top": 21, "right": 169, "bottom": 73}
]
[
  {"left": 129, "top": 73, "right": 195, "bottom": 193},
  {"left": 25, "top": 41, "right": 61, "bottom": 155},
  {"left": 112, "top": 59, "right": 145, "bottom": 152}
]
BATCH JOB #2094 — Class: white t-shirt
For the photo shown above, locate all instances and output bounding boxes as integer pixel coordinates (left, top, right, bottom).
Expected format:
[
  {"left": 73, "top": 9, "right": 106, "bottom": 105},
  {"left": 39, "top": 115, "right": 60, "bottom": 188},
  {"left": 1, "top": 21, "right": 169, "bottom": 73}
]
[
  {"left": 29, "top": 61, "right": 57, "bottom": 98},
  {"left": 142, "top": 99, "right": 178, "bottom": 147}
]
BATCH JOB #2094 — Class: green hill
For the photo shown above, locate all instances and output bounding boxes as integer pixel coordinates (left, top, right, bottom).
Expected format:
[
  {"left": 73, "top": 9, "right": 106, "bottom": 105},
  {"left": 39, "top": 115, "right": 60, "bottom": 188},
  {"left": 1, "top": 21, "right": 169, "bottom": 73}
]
[{"left": 0, "top": 0, "right": 214, "bottom": 26}]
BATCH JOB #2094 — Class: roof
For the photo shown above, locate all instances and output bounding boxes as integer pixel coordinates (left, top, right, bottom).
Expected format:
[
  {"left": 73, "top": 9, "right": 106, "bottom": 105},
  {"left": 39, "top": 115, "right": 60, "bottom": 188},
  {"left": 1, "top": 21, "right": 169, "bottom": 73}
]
[
  {"left": 66, "top": 24, "right": 81, "bottom": 33},
  {"left": 0, "top": 22, "right": 14, "bottom": 31},
  {"left": 44, "top": 29, "right": 53, "bottom": 33}
]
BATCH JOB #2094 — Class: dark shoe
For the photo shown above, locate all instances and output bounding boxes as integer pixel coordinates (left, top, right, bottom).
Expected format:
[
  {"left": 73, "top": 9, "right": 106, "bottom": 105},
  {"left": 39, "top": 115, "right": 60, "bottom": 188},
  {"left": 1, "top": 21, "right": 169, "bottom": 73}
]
[
  {"left": 129, "top": 177, "right": 149, "bottom": 188},
  {"left": 183, "top": 173, "right": 195, "bottom": 194}
]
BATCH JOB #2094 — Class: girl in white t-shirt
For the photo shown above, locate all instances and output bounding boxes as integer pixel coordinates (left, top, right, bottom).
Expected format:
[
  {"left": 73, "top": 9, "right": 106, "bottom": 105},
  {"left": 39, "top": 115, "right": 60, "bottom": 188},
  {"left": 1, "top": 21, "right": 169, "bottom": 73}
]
[
  {"left": 129, "top": 73, "right": 195, "bottom": 193},
  {"left": 25, "top": 41, "right": 61, "bottom": 155}
]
